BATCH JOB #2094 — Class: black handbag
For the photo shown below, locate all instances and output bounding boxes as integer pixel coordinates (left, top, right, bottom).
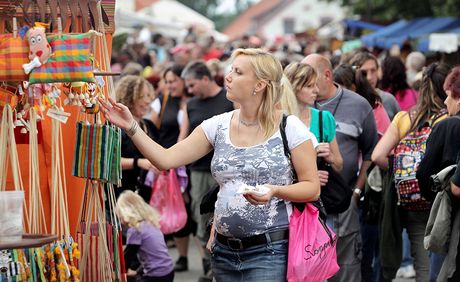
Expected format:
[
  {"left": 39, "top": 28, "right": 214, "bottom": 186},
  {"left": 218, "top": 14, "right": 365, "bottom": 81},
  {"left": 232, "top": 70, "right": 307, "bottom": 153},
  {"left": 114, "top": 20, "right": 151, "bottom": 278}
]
[
  {"left": 316, "top": 110, "right": 352, "bottom": 214},
  {"left": 200, "top": 184, "right": 219, "bottom": 215}
]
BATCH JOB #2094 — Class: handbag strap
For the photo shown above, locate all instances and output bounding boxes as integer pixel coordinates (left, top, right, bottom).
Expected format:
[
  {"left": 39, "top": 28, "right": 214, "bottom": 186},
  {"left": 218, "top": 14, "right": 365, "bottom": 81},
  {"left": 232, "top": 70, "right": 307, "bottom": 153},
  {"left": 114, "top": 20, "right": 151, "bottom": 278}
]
[
  {"left": 318, "top": 110, "right": 324, "bottom": 143},
  {"left": 317, "top": 110, "right": 327, "bottom": 167},
  {"left": 280, "top": 115, "right": 297, "bottom": 182},
  {"left": 281, "top": 115, "right": 329, "bottom": 220}
]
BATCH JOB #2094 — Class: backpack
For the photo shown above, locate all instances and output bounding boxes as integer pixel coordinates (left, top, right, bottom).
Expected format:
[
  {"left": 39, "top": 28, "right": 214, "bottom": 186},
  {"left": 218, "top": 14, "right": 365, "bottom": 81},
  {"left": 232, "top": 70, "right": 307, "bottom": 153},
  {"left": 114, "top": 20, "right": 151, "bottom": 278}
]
[{"left": 393, "top": 112, "right": 446, "bottom": 211}]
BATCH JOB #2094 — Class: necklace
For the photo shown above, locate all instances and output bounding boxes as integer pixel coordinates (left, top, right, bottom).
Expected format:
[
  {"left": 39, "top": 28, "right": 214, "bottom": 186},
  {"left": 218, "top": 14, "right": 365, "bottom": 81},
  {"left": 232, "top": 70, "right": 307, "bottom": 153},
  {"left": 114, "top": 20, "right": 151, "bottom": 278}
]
[{"left": 239, "top": 117, "right": 259, "bottom": 127}]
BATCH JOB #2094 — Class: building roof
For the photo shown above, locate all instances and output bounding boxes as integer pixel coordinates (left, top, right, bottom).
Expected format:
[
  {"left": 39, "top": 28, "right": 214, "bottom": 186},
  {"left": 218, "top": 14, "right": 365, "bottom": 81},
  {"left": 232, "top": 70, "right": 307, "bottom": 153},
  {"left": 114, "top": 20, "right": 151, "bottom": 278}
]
[
  {"left": 135, "top": 0, "right": 159, "bottom": 11},
  {"left": 223, "top": 0, "right": 286, "bottom": 40}
]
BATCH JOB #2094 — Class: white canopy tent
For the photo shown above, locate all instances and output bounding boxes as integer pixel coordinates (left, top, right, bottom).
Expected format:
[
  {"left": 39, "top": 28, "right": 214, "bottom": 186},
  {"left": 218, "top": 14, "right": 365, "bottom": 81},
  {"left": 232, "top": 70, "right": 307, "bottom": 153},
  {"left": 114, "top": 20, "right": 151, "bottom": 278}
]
[
  {"left": 137, "top": 0, "right": 215, "bottom": 31},
  {"left": 114, "top": 0, "right": 228, "bottom": 42}
]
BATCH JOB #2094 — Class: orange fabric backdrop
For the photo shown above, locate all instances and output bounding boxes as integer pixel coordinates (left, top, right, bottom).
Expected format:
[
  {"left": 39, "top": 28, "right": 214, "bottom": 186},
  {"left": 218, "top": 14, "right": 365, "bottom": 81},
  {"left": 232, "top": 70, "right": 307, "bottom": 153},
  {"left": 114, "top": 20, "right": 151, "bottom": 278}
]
[{"left": 5, "top": 35, "right": 113, "bottom": 237}]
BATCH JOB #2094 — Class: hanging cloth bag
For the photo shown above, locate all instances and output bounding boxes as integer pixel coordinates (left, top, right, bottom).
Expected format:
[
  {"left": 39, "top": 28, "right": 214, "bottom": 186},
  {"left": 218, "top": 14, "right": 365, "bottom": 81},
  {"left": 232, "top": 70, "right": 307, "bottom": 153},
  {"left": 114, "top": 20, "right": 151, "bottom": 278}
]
[{"left": 0, "top": 18, "right": 29, "bottom": 82}]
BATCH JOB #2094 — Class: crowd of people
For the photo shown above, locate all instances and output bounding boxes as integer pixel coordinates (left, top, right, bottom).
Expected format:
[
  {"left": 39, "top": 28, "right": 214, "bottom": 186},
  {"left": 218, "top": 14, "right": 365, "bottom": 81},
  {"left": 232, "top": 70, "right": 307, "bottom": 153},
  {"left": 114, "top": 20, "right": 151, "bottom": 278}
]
[{"left": 105, "top": 28, "right": 460, "bottom": 282}]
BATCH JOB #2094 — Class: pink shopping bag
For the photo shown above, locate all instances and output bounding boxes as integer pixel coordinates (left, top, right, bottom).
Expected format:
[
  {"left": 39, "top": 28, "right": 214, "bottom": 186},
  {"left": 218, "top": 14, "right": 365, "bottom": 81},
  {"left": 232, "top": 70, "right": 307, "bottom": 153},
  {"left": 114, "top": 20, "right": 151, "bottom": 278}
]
[
  {"left": 149, "top": 169, "right": 187, "bottom": 234},
  {"left": 287, "top": 203, "right": 340, "bottom": 282}
]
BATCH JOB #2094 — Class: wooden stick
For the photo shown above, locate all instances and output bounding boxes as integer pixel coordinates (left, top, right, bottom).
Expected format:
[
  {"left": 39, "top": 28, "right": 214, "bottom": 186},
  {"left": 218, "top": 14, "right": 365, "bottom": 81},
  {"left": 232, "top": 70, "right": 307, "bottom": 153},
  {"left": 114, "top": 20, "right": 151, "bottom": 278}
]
[
  {"left": 3, "top": 105, "right": 30, "bottom": 229},
  {"left": 13, "top": 17, "right": 17, "bottom": 38},
  {"left": 93, "top": 72, "right": 120, "bottom": 76}
]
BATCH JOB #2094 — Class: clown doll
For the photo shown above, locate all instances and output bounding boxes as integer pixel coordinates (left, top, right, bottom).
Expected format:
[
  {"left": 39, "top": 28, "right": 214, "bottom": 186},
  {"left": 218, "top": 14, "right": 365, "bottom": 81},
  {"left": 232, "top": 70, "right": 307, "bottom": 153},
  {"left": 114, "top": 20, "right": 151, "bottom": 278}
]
[{"left": 21, "top": 22, "right": 52, "bottom": 74}]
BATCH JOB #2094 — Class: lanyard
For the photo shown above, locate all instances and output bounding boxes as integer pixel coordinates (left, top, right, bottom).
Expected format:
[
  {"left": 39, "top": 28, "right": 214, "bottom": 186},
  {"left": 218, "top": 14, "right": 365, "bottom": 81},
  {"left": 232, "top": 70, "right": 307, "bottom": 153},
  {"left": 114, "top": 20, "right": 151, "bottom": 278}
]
[{"left": 314, "top": 87, "right": 344, "bottom": 117}]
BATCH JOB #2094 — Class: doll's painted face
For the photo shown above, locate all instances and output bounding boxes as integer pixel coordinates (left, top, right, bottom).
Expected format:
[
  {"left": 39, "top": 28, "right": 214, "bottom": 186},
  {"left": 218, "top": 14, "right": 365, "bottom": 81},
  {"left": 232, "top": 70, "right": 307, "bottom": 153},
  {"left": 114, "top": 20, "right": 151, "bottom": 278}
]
[{"left": 27, "top": 27, "right": 51, "bottom": 63}]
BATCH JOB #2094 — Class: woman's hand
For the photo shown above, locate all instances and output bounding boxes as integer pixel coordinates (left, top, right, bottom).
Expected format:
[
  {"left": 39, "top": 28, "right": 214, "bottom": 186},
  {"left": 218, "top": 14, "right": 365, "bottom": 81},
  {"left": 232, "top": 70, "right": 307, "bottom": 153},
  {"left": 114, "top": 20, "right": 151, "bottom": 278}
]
[
  {"left": 127, "top": 268, "right": 137, "bottom": 277},
  {"left": 318, "top": 170, "right": 329, "bottom": 186},
  {"left": 206, "top": 235, "right": 214, "bottom": 253},
  {"left": 98, "top": 96, "right": 134, "bottom": 131},
  {"left": 138, "top": 158, "right": 160, "bottom": 173},
  {"left": 451, "top": 182, "right": 460, "bottom": 198},
  {"left": 206, "top": 224, "right": 216, "bottom": 253},
  {"left": 317, "top": 143, "right": 334, "bottom": 164},
  {"left": 243, "top": 185, "right": 277, "bottom": 205}
]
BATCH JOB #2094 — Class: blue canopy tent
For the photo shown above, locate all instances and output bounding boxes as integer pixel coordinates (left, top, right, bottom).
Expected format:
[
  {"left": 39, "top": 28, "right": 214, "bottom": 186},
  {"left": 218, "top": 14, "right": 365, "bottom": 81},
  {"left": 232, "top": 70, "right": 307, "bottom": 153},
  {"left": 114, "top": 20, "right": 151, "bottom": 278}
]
[
  {"left": 361, "top": 20, "right": 407, "bottom": 47},
  {"left": 361, "top": 17, "right": 460, "bottom": 51},
  {"left": 377, "top": 17, "right": 460, "bottom": 49},
  {"left": 343, "top": 19, "right": 384, "bottom": 31}
]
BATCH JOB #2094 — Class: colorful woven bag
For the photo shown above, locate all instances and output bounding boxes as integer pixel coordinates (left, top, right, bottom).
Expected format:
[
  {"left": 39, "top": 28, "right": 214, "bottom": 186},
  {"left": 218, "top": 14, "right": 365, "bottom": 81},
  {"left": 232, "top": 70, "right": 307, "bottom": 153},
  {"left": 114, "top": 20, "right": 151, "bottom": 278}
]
[
  {"left": 72, "top": 122, "right": 121, "bottom": 182},
  {"left": 0, "top": 34, "right": 29, "bottom": 82},
  {"left": 29, "top": 33, "right": 95, "bottom": 84}
]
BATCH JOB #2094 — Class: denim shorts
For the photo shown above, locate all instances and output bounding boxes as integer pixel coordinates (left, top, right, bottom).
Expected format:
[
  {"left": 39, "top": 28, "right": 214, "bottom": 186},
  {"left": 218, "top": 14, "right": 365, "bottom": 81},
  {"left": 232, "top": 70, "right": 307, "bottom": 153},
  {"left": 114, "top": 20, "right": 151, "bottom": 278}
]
[{"left": 210, "top": 237, "right": 288, "bottom": 282}]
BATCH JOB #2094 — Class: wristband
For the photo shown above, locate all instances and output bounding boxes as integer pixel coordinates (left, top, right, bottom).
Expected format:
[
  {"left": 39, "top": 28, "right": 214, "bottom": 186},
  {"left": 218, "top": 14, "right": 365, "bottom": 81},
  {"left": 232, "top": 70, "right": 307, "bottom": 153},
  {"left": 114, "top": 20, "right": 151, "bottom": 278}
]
[
  {"left": 133, "top": 158, "right": 139, "bottom": 170},
  {"left": 353, "top": 188, "right": 362, "bottom": 196}
]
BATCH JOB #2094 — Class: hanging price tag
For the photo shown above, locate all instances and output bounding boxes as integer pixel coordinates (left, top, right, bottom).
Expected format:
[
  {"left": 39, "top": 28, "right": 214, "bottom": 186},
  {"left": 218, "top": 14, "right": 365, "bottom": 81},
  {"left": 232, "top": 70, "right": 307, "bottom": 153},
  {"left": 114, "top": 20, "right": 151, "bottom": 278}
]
[{"left": 47, "top": 108, "right": 70, "bottom": 124}]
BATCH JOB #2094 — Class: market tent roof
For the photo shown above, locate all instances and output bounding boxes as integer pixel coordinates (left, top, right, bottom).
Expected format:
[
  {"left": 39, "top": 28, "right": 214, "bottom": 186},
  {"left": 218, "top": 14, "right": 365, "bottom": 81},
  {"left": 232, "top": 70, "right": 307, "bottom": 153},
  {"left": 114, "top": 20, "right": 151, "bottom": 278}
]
[
  {"left": 360, "top": 20, "right": 407, "bottom": 47},
  {"left": 343, "top": 19, "right": 384, "bottom": 31},
  {"left": 361, "top": 17, "right": 460, "bottom": 49},
  {"left": 377, "top": 17, "right": 460, "bottom": 49}
]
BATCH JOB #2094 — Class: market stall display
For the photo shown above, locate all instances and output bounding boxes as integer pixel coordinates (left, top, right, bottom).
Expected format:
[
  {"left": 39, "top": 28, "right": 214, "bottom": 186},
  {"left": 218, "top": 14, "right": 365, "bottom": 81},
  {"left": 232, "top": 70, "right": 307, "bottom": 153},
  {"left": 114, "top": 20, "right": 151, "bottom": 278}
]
[{"left": 0, "top": 0, "right": 122, "bottom": 280}]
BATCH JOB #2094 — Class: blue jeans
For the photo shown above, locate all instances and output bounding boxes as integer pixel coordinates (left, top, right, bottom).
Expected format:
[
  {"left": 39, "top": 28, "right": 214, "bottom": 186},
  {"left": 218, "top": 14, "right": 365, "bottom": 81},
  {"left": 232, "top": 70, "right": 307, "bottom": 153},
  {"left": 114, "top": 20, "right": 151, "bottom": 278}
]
[
  {"left": 211, "top": 237, "right": 288, "bottom": 282},
  {"left": 429, "top": 252, "right": 446, "bottom": 282},
  {"left": 401, "top": 228, "right": 414, "bottom": 267}
]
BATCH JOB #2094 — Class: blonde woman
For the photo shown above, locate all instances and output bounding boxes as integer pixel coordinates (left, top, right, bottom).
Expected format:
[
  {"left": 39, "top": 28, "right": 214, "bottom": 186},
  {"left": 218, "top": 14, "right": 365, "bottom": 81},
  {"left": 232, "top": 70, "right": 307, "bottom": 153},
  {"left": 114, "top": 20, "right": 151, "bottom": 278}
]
[
  {"left": 116, "top": 190, "right": 174, "bottom": 282},
  {"left": 284, "top": 62, "right": 343, "bottom": 181},
  {"left": 100, "top": 48, "right": 320, "bottom": 281}
]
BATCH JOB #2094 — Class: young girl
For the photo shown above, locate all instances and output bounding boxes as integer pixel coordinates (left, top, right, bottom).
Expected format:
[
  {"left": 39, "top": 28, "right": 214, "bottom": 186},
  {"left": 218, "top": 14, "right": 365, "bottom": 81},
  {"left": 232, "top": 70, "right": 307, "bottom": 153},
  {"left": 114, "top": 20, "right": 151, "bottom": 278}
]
[{"left": 116, "top": 191, "right": 174, "bottom": 282}]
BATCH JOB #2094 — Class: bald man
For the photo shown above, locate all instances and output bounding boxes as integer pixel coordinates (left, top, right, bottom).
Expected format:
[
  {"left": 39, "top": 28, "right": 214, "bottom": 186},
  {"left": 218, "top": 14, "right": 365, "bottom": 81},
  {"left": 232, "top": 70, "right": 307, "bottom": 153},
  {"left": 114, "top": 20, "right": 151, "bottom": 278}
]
[{"left": 302, "top": 54, "right": 378, "bottom": 282}]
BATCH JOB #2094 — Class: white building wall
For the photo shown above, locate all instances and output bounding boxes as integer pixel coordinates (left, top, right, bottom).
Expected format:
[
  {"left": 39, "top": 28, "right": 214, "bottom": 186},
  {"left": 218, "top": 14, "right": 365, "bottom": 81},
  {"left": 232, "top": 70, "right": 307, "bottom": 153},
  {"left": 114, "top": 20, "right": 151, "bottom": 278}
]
[
  {"left": 260, "top": 0, "right": 346, "bottom": 40},
  {"left": 115, "top": 0, "right": 135, "bottom": 13}
]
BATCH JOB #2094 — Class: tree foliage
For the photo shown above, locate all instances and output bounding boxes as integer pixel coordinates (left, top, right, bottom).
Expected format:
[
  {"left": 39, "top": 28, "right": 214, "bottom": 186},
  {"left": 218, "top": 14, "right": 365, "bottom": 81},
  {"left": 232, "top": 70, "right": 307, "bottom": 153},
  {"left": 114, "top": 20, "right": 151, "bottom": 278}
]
[{"left": 340, "top": 0, "right": 460, "bottom": 21}]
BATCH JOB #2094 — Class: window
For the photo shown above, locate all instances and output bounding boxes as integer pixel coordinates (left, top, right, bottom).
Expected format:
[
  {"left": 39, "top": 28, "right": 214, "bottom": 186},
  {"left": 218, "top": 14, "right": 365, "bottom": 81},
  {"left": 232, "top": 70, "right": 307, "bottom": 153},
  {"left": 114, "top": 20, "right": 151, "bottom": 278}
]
[{"left": 283, "top": 18, "right": 295, "bottom": 34}]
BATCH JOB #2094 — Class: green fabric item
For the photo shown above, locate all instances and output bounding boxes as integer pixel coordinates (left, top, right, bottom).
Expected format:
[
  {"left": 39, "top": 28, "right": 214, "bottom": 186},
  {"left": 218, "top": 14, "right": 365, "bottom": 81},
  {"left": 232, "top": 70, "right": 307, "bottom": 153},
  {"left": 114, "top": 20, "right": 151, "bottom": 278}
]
[
  {"left": 310, "top": 108, "right": 336, "bottom": 143},
  {"left": 379, "top": 157, "right": 402, "bottom": 280},
  {"left": 108, "top": 126, "right": 121, "bottom": 185}
]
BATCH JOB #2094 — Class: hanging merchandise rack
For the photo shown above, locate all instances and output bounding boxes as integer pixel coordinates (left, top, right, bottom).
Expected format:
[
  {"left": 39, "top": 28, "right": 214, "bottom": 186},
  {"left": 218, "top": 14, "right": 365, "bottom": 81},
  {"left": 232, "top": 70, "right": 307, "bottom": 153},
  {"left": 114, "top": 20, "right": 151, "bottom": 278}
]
[
  {"left": 74, "top": 2, "right": 125, "bottom": 281},
  {"left": 0, "top": 0, "right": 122, "bottom": 280}
]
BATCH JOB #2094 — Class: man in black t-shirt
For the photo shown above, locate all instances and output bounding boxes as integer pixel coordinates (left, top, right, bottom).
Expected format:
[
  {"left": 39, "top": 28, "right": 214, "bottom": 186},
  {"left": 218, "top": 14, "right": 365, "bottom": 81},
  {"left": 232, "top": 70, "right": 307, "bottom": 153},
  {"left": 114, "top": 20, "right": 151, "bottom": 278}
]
[{"left": 181, "top": 61, "right": 234, "bottom": 281}]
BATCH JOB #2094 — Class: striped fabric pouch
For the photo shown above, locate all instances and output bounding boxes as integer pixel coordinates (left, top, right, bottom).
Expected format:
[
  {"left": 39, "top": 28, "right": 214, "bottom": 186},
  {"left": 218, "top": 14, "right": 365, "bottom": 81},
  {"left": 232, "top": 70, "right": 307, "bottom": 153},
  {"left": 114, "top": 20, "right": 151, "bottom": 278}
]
[
  {"left": 72, "top": 122, "right": 110, "bottom": 180},
  {"left": 0, "top": 34, "right": 29, "bottom": 82},
  {"left": 29, "top": 33, "right": 95, "bottom": 84}
]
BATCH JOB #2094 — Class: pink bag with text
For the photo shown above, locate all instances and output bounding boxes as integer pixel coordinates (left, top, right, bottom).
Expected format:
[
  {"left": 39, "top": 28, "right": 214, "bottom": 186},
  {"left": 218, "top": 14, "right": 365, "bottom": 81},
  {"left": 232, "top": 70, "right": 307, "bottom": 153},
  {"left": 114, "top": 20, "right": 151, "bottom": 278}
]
[
  {"left": 287, "top": 203, "right": 340, "bottom": 282},
  {"left": 149, "top": 169, "right": 187, "bottom": 234}
]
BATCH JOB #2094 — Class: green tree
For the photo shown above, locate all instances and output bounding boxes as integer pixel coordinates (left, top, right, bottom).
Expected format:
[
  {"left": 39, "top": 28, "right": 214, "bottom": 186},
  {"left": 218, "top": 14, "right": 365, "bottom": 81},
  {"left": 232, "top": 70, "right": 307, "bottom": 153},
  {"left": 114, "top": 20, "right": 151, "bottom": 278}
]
[
  {"left": 177, "top": 0, "right": 221, "bottom": 19},
  {"left": 340, "top": 0, "right": 460, "bottom": 21}
]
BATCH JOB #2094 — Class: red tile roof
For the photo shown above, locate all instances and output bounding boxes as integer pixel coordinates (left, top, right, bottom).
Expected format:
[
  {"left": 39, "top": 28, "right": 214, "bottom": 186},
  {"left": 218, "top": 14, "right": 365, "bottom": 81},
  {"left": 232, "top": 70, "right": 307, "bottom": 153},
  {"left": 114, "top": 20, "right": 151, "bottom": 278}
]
[{"left": 135, "top": 0, "right": 160, "bottom": 11}]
